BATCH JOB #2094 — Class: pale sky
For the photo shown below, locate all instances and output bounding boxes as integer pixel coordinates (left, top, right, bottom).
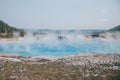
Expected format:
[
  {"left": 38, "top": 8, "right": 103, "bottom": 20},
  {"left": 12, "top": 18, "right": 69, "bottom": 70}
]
[{"left": 0, "top": 0, "right": 120, "bottom": 30}]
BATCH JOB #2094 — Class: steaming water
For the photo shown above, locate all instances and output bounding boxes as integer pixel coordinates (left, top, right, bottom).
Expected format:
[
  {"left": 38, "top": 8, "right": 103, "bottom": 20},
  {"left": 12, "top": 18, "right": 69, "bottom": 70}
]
[{"left": 0, "top": 32, "right": 120, "bottom": 57}]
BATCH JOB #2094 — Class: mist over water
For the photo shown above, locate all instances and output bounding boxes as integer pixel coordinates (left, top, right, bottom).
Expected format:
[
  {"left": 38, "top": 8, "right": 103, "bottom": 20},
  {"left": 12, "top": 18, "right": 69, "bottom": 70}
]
[{"left": 0, "top": 30, "right": 120, "bottom": 57}]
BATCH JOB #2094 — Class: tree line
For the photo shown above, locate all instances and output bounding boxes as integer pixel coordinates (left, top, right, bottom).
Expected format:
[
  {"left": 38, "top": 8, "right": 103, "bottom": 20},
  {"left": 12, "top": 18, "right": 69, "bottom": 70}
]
[{"left": 0, "top": 20, "right": 26, "bottom": 38}]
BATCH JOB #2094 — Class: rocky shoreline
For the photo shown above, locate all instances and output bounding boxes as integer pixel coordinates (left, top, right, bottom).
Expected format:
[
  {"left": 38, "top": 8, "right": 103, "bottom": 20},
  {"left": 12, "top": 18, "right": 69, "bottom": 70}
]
[
  {"left": 0, "top": 53, "right": 120, "bottom": 80},
  {"left": 0, "top": 53, "right": 120, "bottom": 65}
]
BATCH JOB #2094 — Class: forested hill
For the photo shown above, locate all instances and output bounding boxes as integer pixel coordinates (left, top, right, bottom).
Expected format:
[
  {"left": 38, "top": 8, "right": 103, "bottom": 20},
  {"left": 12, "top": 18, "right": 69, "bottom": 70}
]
[
  {"left": 0, "top": 20, "right": 25, "bottom": 38},
  {"left": 107, "top": 25, "right": 120, "bottom": 32}
]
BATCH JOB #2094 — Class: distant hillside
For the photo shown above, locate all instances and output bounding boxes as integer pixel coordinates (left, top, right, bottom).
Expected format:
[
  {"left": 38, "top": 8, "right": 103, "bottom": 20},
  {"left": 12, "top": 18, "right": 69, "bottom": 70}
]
[
  {"left": 107, "top": 25, "right": 120, "bottom": 32},
  {"left": 0, "top": 20, "right": 25, "bottom": 38}
]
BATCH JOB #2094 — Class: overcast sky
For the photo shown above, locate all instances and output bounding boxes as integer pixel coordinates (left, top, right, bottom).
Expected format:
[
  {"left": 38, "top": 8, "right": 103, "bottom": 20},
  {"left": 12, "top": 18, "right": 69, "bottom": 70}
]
[{"left": 0, "top": 0, "right": 120, "bottom": 30}]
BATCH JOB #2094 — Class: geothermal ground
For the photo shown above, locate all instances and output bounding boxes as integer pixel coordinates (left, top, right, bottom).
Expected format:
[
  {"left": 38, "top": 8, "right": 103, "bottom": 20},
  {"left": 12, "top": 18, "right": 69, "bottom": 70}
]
[{"left": 0, "top": 53, "right": 120, "bottom": 80}]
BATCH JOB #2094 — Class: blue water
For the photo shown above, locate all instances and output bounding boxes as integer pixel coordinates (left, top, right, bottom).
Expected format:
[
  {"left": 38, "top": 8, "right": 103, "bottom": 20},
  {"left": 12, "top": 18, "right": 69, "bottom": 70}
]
[{"left": 0, "top": 38, "right": 120, "bottom": 57}]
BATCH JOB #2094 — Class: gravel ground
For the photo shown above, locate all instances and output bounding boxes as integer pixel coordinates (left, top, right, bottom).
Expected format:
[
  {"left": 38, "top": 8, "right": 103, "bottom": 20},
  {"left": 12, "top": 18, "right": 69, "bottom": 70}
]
[{"left": 0, "top": 53, "right": 120, "bottom": 80}]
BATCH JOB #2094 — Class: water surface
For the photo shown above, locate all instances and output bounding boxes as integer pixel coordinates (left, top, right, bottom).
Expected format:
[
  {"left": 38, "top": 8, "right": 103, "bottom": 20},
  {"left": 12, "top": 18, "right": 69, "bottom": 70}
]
[{"left": 0, "top": 37, "right": 120, "bottom": 57}]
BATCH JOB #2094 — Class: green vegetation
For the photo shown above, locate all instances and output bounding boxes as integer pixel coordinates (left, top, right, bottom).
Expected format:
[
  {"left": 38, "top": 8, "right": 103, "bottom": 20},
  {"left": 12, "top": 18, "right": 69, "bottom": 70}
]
[
  {"left": 108, "top": 25, "right": 120, "bottom": 32},
  {"left": 0, "top": 20, "right": 26, "bottom": 38}
]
